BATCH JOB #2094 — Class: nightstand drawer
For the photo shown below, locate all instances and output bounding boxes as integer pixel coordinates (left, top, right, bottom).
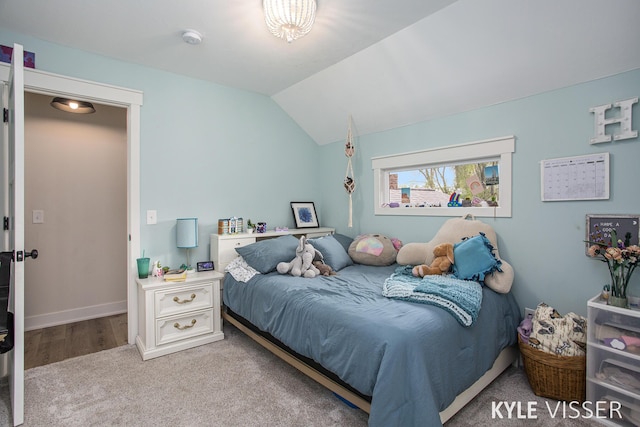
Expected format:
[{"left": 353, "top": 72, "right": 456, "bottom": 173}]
[
  {"left": 156, "top": 309, "right": 214, "bottom": 346},
  {"left": 155, "top": 283, "right": 213, "bottom": 317}
]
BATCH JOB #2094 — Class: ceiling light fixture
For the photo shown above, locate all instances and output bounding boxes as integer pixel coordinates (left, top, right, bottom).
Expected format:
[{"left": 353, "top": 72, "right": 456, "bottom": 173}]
[
  {"left": 263, "top": 0, "right": 316, "bottom": 43},
  {"left": 182, "top": 29, "right": 203, "bottom": 45},
  {"left": 50, "top": 97, "right": 96, "bottom": 114}
]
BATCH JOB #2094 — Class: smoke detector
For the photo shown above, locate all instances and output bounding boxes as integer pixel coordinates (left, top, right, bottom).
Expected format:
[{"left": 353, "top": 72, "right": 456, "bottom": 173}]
[{"left": 182, "top": 29, "right": 203, "bottom": 45}]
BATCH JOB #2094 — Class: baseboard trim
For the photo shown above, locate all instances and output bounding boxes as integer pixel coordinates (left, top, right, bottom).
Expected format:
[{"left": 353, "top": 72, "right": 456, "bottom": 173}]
[{"left": 25, "top": 300, "right": 127, "bottom": 331}]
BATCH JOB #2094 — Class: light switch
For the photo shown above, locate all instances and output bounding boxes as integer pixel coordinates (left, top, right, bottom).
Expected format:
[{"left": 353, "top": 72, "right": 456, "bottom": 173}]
[
  {"left": 32, "top": 209, "right": 44, "bottom": 224},
  {"left": 146, "top": 210, "right": 157, "bottom": 225}
]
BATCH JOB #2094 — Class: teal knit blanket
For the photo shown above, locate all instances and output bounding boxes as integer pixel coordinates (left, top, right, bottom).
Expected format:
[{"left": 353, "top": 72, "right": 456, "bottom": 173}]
[{"left": 382, "top": 265, "right": 483, "bottom": 326}]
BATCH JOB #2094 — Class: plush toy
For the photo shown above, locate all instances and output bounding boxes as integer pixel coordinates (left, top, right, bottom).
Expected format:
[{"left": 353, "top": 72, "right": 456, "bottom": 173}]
[
  {"left": 277, "top": 236, "right": 322, "bottom": 278},
  {"left": 397, "top": 215, "right": 514, "bottom": 293},
  {"left": 313, "top": 260, "right": 336, "bottom": 276},
  {"left": 348, "top": 234, "right": 402, "bottom": 266},
  {"left": 412, "top": 243, "right": 454, "bottom": 277}
]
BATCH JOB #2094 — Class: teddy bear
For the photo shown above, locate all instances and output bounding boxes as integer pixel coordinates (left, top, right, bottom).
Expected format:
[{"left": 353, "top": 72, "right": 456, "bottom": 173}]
[
  {"left": 412, "top": 242, "right": 454, "bottom": 277},
  {"left": 277, "top": 236, "right": 322, "bottom": 278},
  {"left": 313, "top": 260, "right": 336, "bottom": 276}
]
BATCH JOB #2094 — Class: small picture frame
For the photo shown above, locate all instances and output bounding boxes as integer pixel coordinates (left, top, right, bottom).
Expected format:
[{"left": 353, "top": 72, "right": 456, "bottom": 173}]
[
  {"left": 196, "top": 261, "right": 215, "bottom": 272},
  {"left": 290, "top": 202, "right": 319, "bottom": 228}
]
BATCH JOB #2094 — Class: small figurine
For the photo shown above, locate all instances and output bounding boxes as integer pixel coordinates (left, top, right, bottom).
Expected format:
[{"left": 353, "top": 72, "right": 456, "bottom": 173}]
[
  {"left": 152, "top": 260, "right": 163, "bottom": 277},
  {"left": 447, "top": 189, "right": 462, "bottom": 207}
]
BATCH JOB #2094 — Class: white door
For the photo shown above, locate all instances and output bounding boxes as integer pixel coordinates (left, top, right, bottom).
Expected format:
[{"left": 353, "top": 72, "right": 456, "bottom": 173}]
[{"left": 7, "top": 42, "right": 26, "bottom": 427}]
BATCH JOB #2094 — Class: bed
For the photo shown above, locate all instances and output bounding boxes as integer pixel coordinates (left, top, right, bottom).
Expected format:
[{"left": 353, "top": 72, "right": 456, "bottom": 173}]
[{"left": 220, "top": 230, "right": 521, "bottom": 427}]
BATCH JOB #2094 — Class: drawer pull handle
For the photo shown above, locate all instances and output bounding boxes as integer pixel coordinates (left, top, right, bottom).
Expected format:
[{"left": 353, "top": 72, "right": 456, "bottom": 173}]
[
  {"left": 173, "top": 293, "right": 196, "bottom": 304},
  {"left": 174, "top": 319, "right": 197, "bottom": 330}
]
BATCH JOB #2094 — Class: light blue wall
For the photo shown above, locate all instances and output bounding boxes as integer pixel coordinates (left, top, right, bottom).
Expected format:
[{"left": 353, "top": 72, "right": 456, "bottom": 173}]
[
  {"left": 0, "top": 29, "right": 321, "bottom": 268},
  {"left": 3, "top": 28, "right": 639, "bottom": 317},
  {"left": 319, "top": 69, "right": 640, "bottom": 316}
]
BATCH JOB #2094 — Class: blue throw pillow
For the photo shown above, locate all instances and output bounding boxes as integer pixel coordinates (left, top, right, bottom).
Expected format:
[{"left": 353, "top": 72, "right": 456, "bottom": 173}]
[
  {"left": 235, "top": 235, "right": 299, "bottom": 274},
  {"left": 332, "top": 233, "right": 354, "bottom": 253},
  {"left": 452, "top": 232, "right": 502, "bottom": 283},
  {"left": 309, "top": 234, "right": 354, "bottom": 271}
]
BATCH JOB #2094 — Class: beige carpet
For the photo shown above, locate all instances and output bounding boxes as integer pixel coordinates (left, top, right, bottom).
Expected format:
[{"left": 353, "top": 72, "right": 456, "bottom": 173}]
[{"left": 0, "top": 324, "right": 600, "bottom": 426}]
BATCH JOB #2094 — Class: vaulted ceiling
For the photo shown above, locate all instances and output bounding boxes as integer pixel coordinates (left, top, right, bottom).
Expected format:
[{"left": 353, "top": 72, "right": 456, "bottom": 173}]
[{"left": 1, "top": 0, "right": 639, "bottom": 145}]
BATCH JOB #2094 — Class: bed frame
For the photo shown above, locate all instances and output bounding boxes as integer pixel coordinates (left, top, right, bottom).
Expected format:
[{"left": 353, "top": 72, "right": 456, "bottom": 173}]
[{"left": 223, "top": 308, "right": 518, "bottom": 424}]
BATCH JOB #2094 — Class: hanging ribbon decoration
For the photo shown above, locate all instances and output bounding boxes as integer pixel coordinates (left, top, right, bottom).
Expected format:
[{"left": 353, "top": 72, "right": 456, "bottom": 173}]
[{"left": 344, "top": 115, "right": 356, "bottom": 228}]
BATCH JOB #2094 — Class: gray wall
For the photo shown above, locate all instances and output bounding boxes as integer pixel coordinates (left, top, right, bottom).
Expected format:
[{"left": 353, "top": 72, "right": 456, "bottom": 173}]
[{"left": 24, "top": 92, "right": 127, "bottom": 328}]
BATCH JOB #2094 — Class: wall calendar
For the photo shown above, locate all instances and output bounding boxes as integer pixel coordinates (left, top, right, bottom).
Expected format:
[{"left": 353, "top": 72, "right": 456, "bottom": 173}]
[{"left": 541, "top": 153, "right": 609, "bottom": 201}]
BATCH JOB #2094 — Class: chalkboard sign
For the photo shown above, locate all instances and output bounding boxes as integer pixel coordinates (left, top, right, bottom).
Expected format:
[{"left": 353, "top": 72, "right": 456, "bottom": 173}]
[{"left": 586, "top": 214, "right": 640, "bottom": 254}]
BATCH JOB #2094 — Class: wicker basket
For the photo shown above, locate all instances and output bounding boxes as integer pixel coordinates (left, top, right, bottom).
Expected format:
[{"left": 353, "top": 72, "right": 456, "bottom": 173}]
[{"left": 518, "top": 336, "right": 586, "bottom": 402}]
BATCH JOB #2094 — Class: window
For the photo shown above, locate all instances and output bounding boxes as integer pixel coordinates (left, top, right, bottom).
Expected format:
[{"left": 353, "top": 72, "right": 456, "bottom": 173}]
[{"left": 373, "top": 136, "right": 515, "bottom": 217}]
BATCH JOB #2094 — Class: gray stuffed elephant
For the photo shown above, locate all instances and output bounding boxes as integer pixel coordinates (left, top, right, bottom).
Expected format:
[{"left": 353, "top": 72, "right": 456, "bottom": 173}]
[{"left": 277, "top": 236, "right": 322, "bottom": 278}]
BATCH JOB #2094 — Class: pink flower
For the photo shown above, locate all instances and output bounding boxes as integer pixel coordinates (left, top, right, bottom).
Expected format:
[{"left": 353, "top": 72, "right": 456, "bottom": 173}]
[{"left": 605, "top": 247, "right": 622, "bottom": 261}]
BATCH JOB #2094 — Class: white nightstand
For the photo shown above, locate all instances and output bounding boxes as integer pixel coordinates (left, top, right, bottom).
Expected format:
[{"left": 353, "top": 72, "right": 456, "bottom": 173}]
[{"left": 135, "top": 271, "right": 224, "bottom": 360}]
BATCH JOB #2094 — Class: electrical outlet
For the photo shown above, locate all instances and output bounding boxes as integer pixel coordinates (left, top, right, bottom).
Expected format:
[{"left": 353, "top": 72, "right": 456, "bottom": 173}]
[{"left": 524, "top": 307, "right": 535, "bottom": 319}]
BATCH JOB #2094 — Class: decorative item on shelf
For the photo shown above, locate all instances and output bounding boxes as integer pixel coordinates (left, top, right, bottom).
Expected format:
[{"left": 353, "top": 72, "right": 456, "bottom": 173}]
[
  {"left": 447, "top": 189, "right": 462, "bottom": 207},
  {"left": 246, "top": 219, "right": 255, "bottom": 234},
  {"left": 151, "top": 260, "right": 163, "bottom": 277},
  {"left": 0, "top": 44, "right": 35, "bottom": 68},
  {"left": 217, "top": 217, "right": 243, "bottom": 234},
  {"left": 218, "top": 218, "right": 229, "bottom": 234},
  {"left": 256, "top": 222, "right": 267, "bottom": 233},
  {"left": 586, "top": 227, "right": 640, "bottom": 308},
  {"left": 290, "top": 202, "right": 319, "bottom": 228},
  {"left": 177, "top": 218, "right": 198, "bottom": 271}
]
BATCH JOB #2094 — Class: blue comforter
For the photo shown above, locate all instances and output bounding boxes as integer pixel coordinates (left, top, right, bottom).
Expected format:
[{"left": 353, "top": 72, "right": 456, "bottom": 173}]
[{"left": 223, "top": 263, "right": 520, "bottom": 427}]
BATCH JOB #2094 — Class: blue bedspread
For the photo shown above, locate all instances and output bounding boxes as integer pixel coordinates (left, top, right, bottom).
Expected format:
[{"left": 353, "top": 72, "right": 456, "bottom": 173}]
[
  {"left": 382, "top": 265, "right": 483, "bottom": 326},
  {"left": 224, "top": 263, "right": 520, "bottom": 427}
]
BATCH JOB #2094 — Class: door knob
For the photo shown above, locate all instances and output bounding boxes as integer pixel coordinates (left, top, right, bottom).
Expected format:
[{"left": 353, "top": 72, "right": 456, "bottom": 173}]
[
  {"left": 16, "top": 249, "right": 38, "bottom": 261},
  {"left": 25, "top": 249, "right": 38, "bottom": 259}
]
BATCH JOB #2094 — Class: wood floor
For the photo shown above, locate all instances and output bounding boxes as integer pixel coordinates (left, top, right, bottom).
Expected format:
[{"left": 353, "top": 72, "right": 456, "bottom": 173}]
[{"left": 24, "top": 313, "right": 128, "bottom": 370}]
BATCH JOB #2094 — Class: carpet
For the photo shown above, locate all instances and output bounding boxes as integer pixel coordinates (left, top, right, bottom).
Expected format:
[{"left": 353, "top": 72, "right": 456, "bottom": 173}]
[{"left": 0, "top": 324, "right": 600, "bottom": 426}]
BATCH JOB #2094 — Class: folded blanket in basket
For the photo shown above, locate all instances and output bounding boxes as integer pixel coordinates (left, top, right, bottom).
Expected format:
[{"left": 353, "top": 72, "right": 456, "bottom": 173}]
[
  {"left": 528, "top": 302, "right": 587, "bottom": 357},
  {"left": 382, "top": 265, "right": 482, "bottom": 326}
]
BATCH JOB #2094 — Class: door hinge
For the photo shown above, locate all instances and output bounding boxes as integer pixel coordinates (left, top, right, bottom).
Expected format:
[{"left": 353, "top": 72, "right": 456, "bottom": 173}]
[
  {"left": 2, "top": 108, "right": 8, "bottom": 123},
  {"left": 3, "top": 216, "right": 8, "bottom": 231}
]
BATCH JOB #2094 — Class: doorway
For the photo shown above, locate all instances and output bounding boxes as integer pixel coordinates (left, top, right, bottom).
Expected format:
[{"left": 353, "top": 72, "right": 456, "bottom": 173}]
[
  {"left": 23, "top": 92, "right": 127, "bottom": 337},
  {"left": 0, "top": 63, "right": 143, "bottom": 347}
]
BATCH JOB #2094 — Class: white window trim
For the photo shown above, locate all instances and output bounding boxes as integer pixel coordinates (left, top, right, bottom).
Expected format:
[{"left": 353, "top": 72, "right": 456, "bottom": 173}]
[{"left": 373, "top": 136, "right": 515, "bottom": 218}]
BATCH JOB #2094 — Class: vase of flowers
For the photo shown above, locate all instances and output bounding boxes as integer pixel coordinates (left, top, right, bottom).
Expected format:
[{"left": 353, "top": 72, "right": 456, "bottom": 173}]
[{"left": 587, "top": 228, "right": 640, "bottom": 308}]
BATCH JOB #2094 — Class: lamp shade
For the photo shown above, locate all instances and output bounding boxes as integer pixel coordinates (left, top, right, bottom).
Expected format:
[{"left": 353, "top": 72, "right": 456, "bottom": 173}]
[
  {"left": 263, "top": 0, "right": 316, "bottom": 43},
  {"left": 177, "top": 218, "right": 198, "bottom": 248}
]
